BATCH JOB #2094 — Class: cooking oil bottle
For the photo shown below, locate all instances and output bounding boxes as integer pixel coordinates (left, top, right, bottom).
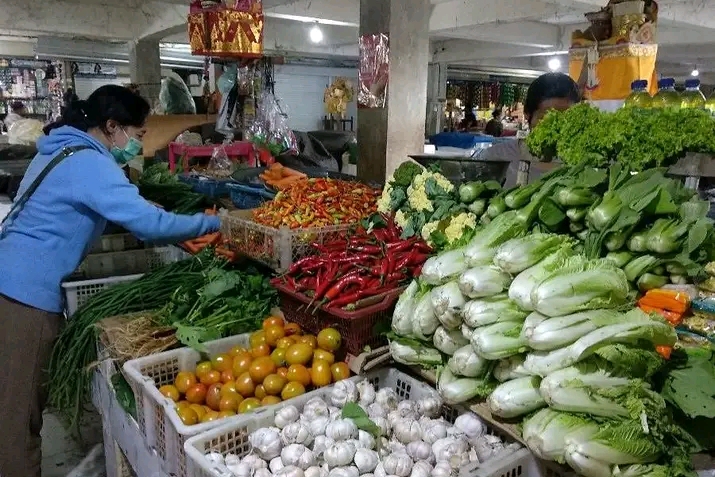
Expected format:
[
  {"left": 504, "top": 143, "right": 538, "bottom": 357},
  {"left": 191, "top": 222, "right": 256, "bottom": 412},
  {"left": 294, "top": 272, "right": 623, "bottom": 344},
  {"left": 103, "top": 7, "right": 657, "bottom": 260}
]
[
  {"left": 651, "top": 78, "right": 681, "bottom": 109},
  {"left": 624, "top": 80, "right": 652, "bottom": 108},
  {"left": 681, "top": 79, "right": 706, "bottom": 109}
]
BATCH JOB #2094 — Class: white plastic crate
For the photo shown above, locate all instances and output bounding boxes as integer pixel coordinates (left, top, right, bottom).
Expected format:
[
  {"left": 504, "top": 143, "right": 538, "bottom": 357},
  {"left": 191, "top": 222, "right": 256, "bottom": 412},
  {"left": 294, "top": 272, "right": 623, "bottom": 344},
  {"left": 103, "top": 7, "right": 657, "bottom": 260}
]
[
  {"left": 88, "top": 233, "right": 143, "bottom": 254},
  {"left": 62, "top": 274, "right": 142, "bottom": 316},
  {"left": 77, "top": 247, "right": 180, "bottom": 279},
  {"left": 184, "top": 368, "right": 530, "bottom": 477}
]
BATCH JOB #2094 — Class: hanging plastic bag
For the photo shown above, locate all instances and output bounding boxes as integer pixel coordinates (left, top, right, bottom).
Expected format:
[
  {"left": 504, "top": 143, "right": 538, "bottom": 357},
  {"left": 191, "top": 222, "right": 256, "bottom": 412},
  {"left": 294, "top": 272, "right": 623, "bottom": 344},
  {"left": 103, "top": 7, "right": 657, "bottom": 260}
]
[
  {"left": 206, "top": 145, "right": 234, "bottom": 177},
  {"left": 246, "top": 91, "right": 298, "bottom": 160},
  {"left": 159, "top": 72, "right": 196, "bottom": 114},
  {"left": 8, "top": 119, "right": 45, "bottom": 146}
]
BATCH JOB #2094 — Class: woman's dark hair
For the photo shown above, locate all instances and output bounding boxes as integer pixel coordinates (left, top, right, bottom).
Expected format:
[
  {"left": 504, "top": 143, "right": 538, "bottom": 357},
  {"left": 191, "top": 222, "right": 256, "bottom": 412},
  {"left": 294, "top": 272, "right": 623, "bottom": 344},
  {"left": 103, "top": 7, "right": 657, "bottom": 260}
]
[
  {"left": 44, "top": 84, "right": 150, "bottom": 135},
  {"left": 524, "top": 73, "right": 581, "bottom": 119},
  {"left": 492, "top": 109, "right": 502, "bottom": 118}
]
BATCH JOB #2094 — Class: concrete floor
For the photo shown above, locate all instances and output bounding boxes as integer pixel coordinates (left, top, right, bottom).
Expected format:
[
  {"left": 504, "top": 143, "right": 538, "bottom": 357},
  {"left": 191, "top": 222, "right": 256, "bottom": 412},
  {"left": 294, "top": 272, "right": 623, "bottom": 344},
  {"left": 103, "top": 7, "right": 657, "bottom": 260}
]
[{"left": 42, "top": 411, "right": 104, "bottom": 477}]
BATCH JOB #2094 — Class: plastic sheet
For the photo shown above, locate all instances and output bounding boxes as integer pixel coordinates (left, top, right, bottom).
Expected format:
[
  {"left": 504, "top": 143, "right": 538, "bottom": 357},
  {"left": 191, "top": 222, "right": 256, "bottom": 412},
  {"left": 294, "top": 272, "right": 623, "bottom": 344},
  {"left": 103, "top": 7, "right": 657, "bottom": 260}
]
[
  {"left": 358, "top": 33, "right": 389, "bottom": 108},
  {"left": 246, "top": 91, "right": 297, "bottom": 157},
  {"left": 159, "top": 72, "right": 197, "bottom": 115},
  {"left": 8, "top": 119, "right": 45, "bottom": 145}
]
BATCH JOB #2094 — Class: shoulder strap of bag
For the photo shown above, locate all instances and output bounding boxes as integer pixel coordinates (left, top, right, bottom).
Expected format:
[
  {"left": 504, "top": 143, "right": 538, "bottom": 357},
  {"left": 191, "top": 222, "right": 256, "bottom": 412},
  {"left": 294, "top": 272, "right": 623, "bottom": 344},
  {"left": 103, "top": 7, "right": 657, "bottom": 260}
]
[{"left": 1, "top": 145, "right": 90, "bottom": 227}]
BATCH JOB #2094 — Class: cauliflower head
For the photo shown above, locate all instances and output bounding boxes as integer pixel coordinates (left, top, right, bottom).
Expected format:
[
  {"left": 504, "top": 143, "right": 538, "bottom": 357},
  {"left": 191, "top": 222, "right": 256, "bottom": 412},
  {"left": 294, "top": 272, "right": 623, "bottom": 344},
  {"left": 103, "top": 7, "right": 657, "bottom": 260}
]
[
  {"left": 421, "top": 221, "right": 439, "bottom": 245},
  {"left": 408, "top": 187, "right": 433, "bottom": 212},
  {"left": 411, "top": 171, "right": 455, "bottom": 194},
  {"left": 444, "top": 212, "right": 477, "bottom": 244},
  {"left": 395, "top": 210, "right": 409, "bottom": 229},
  {"left": 377, "top": 182, "right": 393, "bottom": 213}
]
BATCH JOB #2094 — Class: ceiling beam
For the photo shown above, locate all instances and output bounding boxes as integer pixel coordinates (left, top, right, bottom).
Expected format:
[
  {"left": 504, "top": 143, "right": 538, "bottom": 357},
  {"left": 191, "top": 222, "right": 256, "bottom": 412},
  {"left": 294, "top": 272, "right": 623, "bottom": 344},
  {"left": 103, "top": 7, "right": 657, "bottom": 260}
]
[
  {"left": 429, "top": 0, "right": 562, "bottom": 31},
  {"left": 435, "top": 21, "right": 566, "bottom": 48},
  {"left": 432, "top": 39, "right": 553, "bottom": 63}
]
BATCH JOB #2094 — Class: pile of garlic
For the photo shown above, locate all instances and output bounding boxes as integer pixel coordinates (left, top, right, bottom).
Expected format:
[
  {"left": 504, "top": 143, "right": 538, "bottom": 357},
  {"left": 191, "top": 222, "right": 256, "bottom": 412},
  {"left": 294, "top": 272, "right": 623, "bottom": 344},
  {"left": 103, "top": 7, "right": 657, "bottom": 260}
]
[{"left": 203, "top": 379, "right": 521, "bottom": 477}]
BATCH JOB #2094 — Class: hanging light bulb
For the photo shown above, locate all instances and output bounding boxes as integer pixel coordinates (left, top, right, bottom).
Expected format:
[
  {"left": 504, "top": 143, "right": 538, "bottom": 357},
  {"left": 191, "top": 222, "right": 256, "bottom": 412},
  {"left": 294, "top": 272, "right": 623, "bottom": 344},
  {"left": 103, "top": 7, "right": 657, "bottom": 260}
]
[
  {"left": 691, "top": 67, "right": 700, "bottom": 77},
  {"left": 548, "top": 57, "right": 561, "bottom": 72},
  {"left": 310, "top": 23, "right": 323, "bottom": 43}
]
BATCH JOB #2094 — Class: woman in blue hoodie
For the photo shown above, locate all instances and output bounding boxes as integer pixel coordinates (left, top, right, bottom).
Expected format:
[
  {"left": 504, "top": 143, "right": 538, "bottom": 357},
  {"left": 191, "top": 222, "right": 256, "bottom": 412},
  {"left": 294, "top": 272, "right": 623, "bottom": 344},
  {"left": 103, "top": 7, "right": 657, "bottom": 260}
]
[{"left": 0, "top": 85, "right": 220, "bottom": 477}]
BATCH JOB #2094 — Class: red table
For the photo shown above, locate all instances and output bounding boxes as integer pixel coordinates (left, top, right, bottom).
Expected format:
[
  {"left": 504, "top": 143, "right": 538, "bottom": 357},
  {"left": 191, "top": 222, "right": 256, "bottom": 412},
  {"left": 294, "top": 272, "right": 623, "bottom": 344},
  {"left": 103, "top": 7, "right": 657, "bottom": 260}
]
[{"left": 168, "top": 141, "right": 257, "bottom": 172}]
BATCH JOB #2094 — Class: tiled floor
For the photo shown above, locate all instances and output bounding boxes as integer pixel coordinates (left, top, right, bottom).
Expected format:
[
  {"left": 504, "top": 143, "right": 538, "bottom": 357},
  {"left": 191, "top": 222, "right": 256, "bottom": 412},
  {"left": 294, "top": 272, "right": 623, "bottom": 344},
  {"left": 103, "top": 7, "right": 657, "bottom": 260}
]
[{"left": 42, "top": 411, "right": 104, "bottom": 477}]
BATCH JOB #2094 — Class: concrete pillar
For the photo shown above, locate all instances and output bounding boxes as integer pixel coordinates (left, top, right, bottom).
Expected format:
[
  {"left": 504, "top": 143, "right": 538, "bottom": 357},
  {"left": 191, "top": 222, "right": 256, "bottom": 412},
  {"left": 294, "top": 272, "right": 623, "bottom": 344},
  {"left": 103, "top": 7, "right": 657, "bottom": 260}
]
[
  {"left": 356, "top": 0, "right": 432, "bottom": 185},
  {"left": 129, "top": 39, "right": 162, "bottom": 108},
  {"left": 426, "top": 62, "right": 448, "bottom": 136}
]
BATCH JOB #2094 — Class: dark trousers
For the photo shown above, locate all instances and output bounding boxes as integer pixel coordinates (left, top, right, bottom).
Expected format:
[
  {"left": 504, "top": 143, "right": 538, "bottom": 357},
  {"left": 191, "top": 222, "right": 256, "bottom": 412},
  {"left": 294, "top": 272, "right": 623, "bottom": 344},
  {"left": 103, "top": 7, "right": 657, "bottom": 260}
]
[{"left": 0, "top": 294, "right": 63, "bottom": 477}]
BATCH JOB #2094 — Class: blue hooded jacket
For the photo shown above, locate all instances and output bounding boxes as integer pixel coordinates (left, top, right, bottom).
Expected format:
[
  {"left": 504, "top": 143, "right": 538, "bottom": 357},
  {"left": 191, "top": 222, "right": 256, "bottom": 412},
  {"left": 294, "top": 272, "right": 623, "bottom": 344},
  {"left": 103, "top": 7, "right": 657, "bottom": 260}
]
[{"left": 0, "top": 126, "right": 221, "bottom": 313}]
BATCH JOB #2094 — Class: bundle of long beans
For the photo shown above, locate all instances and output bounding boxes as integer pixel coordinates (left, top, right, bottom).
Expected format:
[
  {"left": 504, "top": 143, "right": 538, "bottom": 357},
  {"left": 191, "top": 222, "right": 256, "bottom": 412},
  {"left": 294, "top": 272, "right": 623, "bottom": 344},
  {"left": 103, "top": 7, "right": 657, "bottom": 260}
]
[{"left": 47, "top": 251, "right": 226, "bottom": 432}]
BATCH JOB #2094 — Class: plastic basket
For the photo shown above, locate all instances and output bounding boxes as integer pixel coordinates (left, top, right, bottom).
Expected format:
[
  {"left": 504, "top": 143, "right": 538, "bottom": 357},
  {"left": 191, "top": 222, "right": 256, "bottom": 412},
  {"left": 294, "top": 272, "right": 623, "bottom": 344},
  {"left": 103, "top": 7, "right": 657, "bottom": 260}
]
[
  {"left": 178, "top": 174, "right": 231, "bottom": 198},
  {"left": 184, "top": 368, "right": 526, "bottom": 477},
  {"left": 62, "top": 274, "right": 142, "bottom": 316},
  {"left": 77, "top": 247, "right": 179, "bottom": 280},
  {"left": 226, "top": 183, "right": 275, "bottom": 210},
  {"left": 88, "top": 233, "right": 143, "bottom": 254},
  {"left": 220, "top": 210, "right": 354, "bottom": 272},
  {"left": 274, "top": 281, "right": 402, "bottom": 355}
]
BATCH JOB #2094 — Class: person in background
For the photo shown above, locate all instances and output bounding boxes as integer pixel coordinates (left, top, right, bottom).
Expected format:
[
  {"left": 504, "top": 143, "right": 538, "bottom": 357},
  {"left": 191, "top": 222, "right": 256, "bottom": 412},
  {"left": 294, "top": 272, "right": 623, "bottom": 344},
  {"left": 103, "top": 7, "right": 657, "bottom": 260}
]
[
  {"left": 4, "top": 101, "right": 27, "bottom": 131},
  {"left": 478, "top": 72, "right": 581, "bottom": 187},
  {"left": 0, "top": 85, "right": 220, "bottom": 477},
  {"left": 458, "top": 111, "right": 477, "bottom": 131},
  {"left": 484, "top": 108, "right": 504, "bottom": 137}
]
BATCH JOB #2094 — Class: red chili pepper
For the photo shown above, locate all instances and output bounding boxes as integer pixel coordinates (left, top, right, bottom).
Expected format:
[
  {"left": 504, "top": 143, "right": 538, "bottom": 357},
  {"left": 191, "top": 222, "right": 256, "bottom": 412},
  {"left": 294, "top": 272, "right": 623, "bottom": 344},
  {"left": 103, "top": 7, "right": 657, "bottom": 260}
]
[
  {"left": 414, "top": 242, "right": 433, "bottom": 254},
  {"left": 314, "top": 262, "right": 339, "bottom": 300},
  {"left": 413, "top": 264, "right": 424, "bottom": 277},
  {"left": 288, "top": 256, "right": 323, "bottom": 275},
  {"left": 349, "top": 244, "right": 383, "bottom": 254},
  {"left": 324, "top": 271, "right": 368, "bottom": 301},
  {"left": 325, "top": 291, "right": 364, "bottom": 308},
  {"left": 387, "top": 237, "right": 419, "bottom": 253},
  {"left": 395, "top": 250, "right": 416, "bottom": 270},
  {"left": 372, "top": 228, "right": 389, "bottom": 243},
  {"left": 333, "top": 253, "right": 375, "bottom": 264}
]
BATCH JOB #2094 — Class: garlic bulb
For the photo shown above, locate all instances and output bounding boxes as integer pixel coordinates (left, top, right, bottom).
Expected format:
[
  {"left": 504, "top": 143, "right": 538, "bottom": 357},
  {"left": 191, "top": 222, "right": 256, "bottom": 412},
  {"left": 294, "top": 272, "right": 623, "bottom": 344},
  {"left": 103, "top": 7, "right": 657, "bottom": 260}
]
[
  {"left": 453, "top": 414, "right": 484, "bottom": 439},
  {"left": 305, "top": 467, "right": 322, "bottom": 477},
  {"left": 393, "top": 419, "right": 422, "bottom": 444},
  {"left": 406, "top": 441, "right": 434, "bottom": 463},
  {"left": 282, "top": 422, "right": 314, "bottom": 447},
  {"left": 281, "top": 444, "right": 312, "bottom": 468},
  {"left": 308, "top": 417, "right": 330, "bottom": 437},
  {"left": 324, "top": 441, "right": 357, "bottom": 468},
  {"left": 242, "top": 455, "right": 268, "bottom": 469},
  {"left": 363, "top": 474, "right": 374, "bottom": 477},
  {"left": 270, "top": 457, "right": 285, "bottom": 473},
  {"left": 228, "top": 462, "right": 252, "bottom": 477},
  {"left": 374, "top": 463, "right": 387, "bottom": 477},
  {"left": 276, "top": 466, "right": 305, "bottom": 477},
  {"left": 275, "top": 406, "right": 301, "bottom": 429},
  {"left": 250, "top": 428, "right": 283, "bottom": 460},
  {"left": 421, "top": 420, "right": 448, "bottom": 445},
  {"left": 312, "top": 435, "right": 334, "bottom": 459},
  {"left": 330, "top": 380, "right": 359, "bottom": 407},
  {"left": 431, "top": 438, "right": 468, "bottom": 464},
  {"left": 354, "top": 448, "right": 379, "bottom": 474},
  {"left": 383, "top": 453, "right": 414, "bottom": 477},
  {"left": 396, "top": 401, "right": 415, "bottom": 418},
  {"left": 255, "top": 469, "right": 273, "bottom": 477},
  {"left": 388, "top": 440, "right": 406, "bottom": 454},
  {"left": 377, "top": 438, "right": 391, "bottom": 459},
  {"left": 447, "top": 452, "right": 469, "bottom": 470},
  {"left": 206, "top": 452, "right": 225, "bottom": 465},
  {"left": 375, "top": 389, "right": 398, "bottom": 410},
  {"left": 303, "top": 398, "right": 330, "bottom": 421},
  {"left": 328, "top": 466, "right": 359, "bottom": 477},
  {"left": 357, "top": 380, "right": 376, "bottom": 407},
  {"left": 410, "top": 461, "right": 433, "bottom": 477},
  {"left": 430, "top": 462, "right": 453, "bottom": 477},
  {"left": 416, "top": 398, "right": 442, "bottom": 419},
  {"left": 386, "top": 411, "right": 401, "bottom": 431},
  {"left": 329, "top": 406, "right": 342, "bottom": 421},
  {"left": 358, "top": 430, "right": 376, "bottom": 450},
  {"left": 367, "top": 403, "right": 388, "bottom": 419},
  {"left": 326, "top": 419, "right": 358, "bottom": 441},
  {"left": 372, "top": 417, "right": 389, "bottom": 435},
  {"left": 321, "top": 464, "right": 330, "bottom": 477}
]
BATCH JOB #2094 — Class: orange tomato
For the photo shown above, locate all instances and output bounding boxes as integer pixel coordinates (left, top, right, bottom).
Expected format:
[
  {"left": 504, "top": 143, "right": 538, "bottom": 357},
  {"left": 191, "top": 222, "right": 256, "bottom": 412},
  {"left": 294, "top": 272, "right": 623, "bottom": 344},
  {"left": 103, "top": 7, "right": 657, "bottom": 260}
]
[
  {"left": 189, "top": 404, "right": 207, "bottom": 420},
  {"left": 275, "top": 337, "right": 296, "bottom": 349},
  {"left": 286, "top": 364, "right": 311, "bottom": 387},
  {"left": 251, "top": 344, "right": 271, "bottom": 359},
  {"left": 317, "top": 328, "right": 342, "bottom": 352},
  {"left": 159, "top": 385, "right": 180, "bottom": 402},
  {"left": 228, "top": 345, "right": 248, "bottom": 357},
  {"left": 195, "top": 361, "right": 213, "bottom": 380},
  {"left": 264, "top": 326, "right": 286, "bottom": 347},
  {"left": 271, "top": 348, "right": 287, "bottom": 367},
  {"left": 176, "top": 400, "right": 191, "bottom": 409},
  {"left": 285, "top": 344, "right": 313, "bottom": 366},
  {"left": 313, "top": 349, "right": 335, "bottom": 365},
  {"left": 238, "top": 397, "right": 261, "bottom": 414},
  {"left": 205, "top": 383, "right": 223, "bottom": 411},
  {"left": 235, "top": 372, "right": 255, "bottom": 397},
  {"left": 310, "top": 360, "right": 332, "bottom": 387},
  {"left": 200, "top": 370, "right": 222, "bottom": 386},
  {"left": 249, "top": 356, "right": 277, "bottom": 383},
  {"left": 295, "top": 335, "right": 317, "bottom": 349},
  {"left": 277, "top": 367, "right": 289, "bottom": 378},
  {"left": 221, "top": 370, "right": 235, "bottom": 383},
  {"left": 284, "top": 323, "right": 301, "bottom": 336},
  {"left": 200, "top": 410, "right": 220, "bottom": 423},
  {"left": 220, "top": 381, "right": 238, "bottom": 397},
  {"left": 185, "top": 383, "right": 207, "bottom": 404},
  {"left": 219, "top": 393, "right": 242, "bottom": 412},
  {"left": 176, "top": 407, "right": 199, "bottom": 426},
  {"left": 330, "top": 362, "right": 350, "bottom": 381},
  {"left": 232, "top": 353, "right": 253, "bottom": 376},
  {"left": 211, "top": 354, "right": 233, "bottom": 373},
  {"left": 263, "top": 316, "right": 285, "bottom": 330},
  {"left": 249, "top": 330, "right": 267, "bottom": 348},
  {"left": 218, "top": 410, "right": 237, "bottom": 419},
  {"left": 254, "top": 384, "right": 267, "bottom": 400},
  {"left": 281, "top": 381, "right": 306, "bottom": 400},
  {"left": 263, "top": 373, "right": 287, "bottom": 395},
  {"left": 174, "top": 372, "right": 197, "bottom": 394},
  {"left": 261, "top": 395, "right": 281, "bottom": 406}
]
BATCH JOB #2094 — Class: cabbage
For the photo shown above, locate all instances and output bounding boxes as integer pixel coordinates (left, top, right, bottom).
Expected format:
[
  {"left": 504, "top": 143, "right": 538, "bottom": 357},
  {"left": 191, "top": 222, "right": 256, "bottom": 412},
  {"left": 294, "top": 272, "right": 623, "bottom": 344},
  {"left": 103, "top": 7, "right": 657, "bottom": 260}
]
[
  {"left": 530, "top": 256, "right": 630, "bottom": 317},
  {"left": 421, "top": 248, "right": 469, "bottom": 285},
  {"left": 493, "top": 354, "right": 532, "bottom": 382},
  {"left": 392, "top": 280, "right": 420, "bottom": 336},
  {"left": 520, "top": 312, "right": 549, "bottom": 341},
  {"left": 493, "top": 233, "right": 574, "bottom": 274},
  {"left": 412, "top": 291, "right": 440, "bottom": 340},
  {"left": 458, "top": 266, "right": 511, "bottom": 299},
  {"left": 433, "top": 326, "right": 469, "bottom": 355},
  {"left": 470, "top": 321, "right": 526, "bottom": 360},
  {"left": 431, "top": 281, "right": 466, "bottom": 330},
  {"left": 487, "top": 376, "right": 546, "bottom": 419},
  {"left": 464, "top": 211, "right": 526, "bottom": 266},
  {"left": 555, "top": 188, "right": 597, "bottom": 208},
  {"left": 565, "top": 420, "right": 662, "bottom": 467},
  {"left": 437, "top": 367, "right": 495, "bottom": 405},
  {"left": 522, "top": 409, "right": 598, "bottom": 463},
  {"left": 447, "top": 345, "right": 490, "bottom": 378},
  {"left": 624, "top": 255, "right": 659, "bottom": 282},
  {"left": 460, "top": 295, "right": 527, "bottom": 328},
  {"left": 527, "top": 310, "right": 623, "bottom": 351},
  {"left": 508, "top": 247, "right": 574, "bottom": 311},
  {"left": 390, "top": 340, "right": 443, "bottom": 367}
]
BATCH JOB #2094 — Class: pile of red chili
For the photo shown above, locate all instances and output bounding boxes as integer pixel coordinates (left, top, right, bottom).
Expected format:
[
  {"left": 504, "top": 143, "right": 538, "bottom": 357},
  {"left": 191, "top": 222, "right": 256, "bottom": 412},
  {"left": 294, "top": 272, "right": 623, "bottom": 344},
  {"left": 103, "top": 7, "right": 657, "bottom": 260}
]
[
  {"left": 274, "top": 215, "right": 432, "bottom": 311},
  {"left": 252, "top": 178, "right": 381, "bottom": 229}
]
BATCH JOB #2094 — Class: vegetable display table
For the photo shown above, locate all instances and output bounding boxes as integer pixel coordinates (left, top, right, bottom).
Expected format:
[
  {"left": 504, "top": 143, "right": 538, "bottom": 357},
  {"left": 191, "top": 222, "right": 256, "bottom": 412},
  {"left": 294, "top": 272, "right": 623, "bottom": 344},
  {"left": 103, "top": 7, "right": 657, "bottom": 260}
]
[{"left": 168, "top": 142, "right": 255, "bottom": 172}]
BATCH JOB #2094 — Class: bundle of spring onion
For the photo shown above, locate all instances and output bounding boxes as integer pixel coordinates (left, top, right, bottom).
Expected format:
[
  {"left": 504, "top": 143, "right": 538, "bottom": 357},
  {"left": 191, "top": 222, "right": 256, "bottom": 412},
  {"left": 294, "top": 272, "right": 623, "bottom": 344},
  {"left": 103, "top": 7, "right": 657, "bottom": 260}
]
[{"left": 388, "top": 229, "right": 704, "bottom": 477}]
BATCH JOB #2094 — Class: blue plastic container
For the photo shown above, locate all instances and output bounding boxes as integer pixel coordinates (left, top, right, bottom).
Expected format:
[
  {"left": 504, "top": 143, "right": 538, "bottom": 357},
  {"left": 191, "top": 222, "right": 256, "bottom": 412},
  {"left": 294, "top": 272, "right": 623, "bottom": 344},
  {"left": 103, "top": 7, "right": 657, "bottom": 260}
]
[
  {"left": 178, "top": 174, "right": 231, "bottom": 198},
  {"left": 226, "top": 182, "right": 276, "bottom": 209}
]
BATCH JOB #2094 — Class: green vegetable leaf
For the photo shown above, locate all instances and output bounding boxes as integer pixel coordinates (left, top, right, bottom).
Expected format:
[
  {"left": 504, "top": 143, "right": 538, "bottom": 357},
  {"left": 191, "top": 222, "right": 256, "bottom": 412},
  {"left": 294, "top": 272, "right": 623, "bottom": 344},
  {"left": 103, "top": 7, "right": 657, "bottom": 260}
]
[
  {"left": 342, "top": 402, "right": 382, "bottom": 437},
  {"left": 660, "top": 347, "right": 715, "bottom": 419}
]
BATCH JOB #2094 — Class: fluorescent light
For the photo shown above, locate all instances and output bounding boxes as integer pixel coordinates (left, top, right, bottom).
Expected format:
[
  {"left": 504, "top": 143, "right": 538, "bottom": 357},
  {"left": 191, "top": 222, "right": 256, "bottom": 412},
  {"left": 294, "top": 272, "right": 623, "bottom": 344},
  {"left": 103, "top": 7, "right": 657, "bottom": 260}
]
[
  {"left": 310, "top": 24, "right": 323, "bottom": 43},
  {"left": 548, "top": 57, "right": 561, "bottom": 72},
  {"left": 691, "top": 68, "right": 700, "bottom": 77},
  {"left": 266, "top": 12, "right": 357, "bottom": 27}
]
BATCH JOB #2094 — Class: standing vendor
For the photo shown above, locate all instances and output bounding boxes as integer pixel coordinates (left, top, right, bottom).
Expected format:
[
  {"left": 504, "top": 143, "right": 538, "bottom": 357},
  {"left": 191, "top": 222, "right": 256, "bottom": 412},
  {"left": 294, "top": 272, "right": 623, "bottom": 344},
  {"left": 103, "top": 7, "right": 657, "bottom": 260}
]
[
  {"left": 484, "top": 109, "right": 504, "bottom": 137},
  {"left": 479, "top": 72, "right": 581, "bottom": 187},
  {"left": 0, "top": 85, "right": 220, "bottom": 477},
  {"left": 4, "top": 100, "right": 27, "bottom": 130}
]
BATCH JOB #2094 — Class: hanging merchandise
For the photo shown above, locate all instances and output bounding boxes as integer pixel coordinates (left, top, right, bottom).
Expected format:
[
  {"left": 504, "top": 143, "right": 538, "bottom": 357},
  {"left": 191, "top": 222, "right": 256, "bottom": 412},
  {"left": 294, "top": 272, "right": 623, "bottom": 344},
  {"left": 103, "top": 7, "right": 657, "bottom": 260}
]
[
  {"left": 159, "top": 72, "right": 197, "bottom": 114},
  {"left": 489, "top": 82, "right": 501, "bottom": 105},
  {"left": 478, "top": 83, "right": 490, "bottom": 109},
  {"left": 188, "top": 0, "right": 264, "bottom": 58},
  {"left": 500, "top": 83, "right": 515, "bottom": 106},
  {"left": 246, "top": 91, "right": 298, "bottom": 161},
  {"left": 324, "top": 77, "right": 355, "bottom": 118}
]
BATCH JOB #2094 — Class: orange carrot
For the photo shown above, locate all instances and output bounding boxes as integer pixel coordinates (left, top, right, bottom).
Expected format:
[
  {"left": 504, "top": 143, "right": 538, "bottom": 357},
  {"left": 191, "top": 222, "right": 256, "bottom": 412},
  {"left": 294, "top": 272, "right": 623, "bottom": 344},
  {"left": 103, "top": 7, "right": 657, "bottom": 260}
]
[
  {"left": 193, "top": 232, "right": 221, "bottom": 246},
  {"left": 215, "top": 247, "right": 236, "bottom": 261},
  {"left": 637, "top": 289, "right": 690, "bottom": 314},
  {"left": 638, "top": 304, "right": 685, "bottom": 326},
  {"left": 656, "top": 345, "right": 673, "bottom": 360}
]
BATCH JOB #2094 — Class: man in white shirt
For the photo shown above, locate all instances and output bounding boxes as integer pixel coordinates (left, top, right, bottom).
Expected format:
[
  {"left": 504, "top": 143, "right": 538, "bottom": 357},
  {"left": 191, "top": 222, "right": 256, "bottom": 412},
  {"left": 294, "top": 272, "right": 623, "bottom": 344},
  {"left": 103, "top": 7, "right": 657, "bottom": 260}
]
[{"left": 4, "top": 101, "right": 27, "bottom": 131}]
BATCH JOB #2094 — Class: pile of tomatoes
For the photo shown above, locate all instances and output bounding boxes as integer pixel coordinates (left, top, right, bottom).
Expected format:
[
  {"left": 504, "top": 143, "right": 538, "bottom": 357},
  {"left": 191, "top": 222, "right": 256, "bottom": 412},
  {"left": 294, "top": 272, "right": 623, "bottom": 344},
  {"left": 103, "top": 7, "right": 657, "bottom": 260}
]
[{"left": 158, "top": 317, "right": 350, "bottom": 426}]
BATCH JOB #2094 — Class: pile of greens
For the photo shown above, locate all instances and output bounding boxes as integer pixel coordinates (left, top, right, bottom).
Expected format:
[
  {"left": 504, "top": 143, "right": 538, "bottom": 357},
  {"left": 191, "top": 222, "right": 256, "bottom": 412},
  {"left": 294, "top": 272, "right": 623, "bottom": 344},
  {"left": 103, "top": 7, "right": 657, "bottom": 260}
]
[
  {"left": 526, "top": 104, "right": 715, "bottom": 171},
  {"left": 138, "top": 163, "right": 216, "bottom": 214}
]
